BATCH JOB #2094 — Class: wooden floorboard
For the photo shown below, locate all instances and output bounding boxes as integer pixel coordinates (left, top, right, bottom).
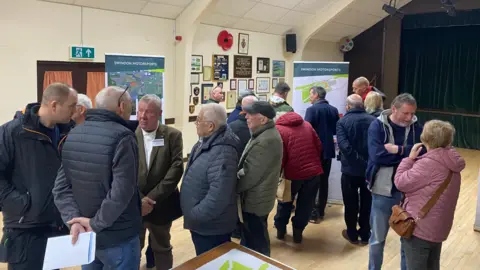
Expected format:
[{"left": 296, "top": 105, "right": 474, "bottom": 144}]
[{"left": 0, "top": 148, "right": 478, "bottom": 269}]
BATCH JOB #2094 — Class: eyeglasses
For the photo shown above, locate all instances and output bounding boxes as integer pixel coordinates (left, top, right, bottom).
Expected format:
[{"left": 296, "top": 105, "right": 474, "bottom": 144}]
[
  {"left": 195, "top": 119, "right": 213, "bottom": 126},
  {"left": 118, "top": 86, "right": 130, "bottom": 106}
]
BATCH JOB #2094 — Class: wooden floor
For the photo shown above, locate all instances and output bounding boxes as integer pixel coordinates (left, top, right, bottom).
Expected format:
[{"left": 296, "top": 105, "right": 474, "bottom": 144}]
[{"left": 0, "top": 148, "right": 479, "bottom": 269}]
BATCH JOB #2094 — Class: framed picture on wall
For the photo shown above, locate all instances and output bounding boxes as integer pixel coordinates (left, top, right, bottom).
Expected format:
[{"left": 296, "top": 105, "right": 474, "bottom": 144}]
[
  {"left": 227, "top": 91, "right": 237, "bottom": 109},
  {"left": 230, "top": 79, "right": 237, "bottom": 90},
  {"left": 212, "top": 55, "right": 229, "bottom": 81},
  {"left": 272, "top": 60, "right": 285, "bottom": 77},
  {"left": 203, "top": 66, "right": 212, "bottom": 81},
  {"left": 191, "top": 73, "right": 200, "bottom": 84},
  {"left": 256, "top": 77, "right": 269, "bottom": 93},
  {"left": 248, "top": 79, "right": 255, "bottom": 90},
  {"left": 258, "top": 95, "right": 268, "bottom": 102},
  {"left": 238, "top": 79, "right": 247, "bottom": 95},
  {"left": 201, "top": 83, "right": 214, "bottom": 104},
  {"left": 272, "top": 78, "right": 278, "bottom": 89},
  {"left": 238, "top": 33, "right": 249, "bottom": 55},
  {"left": 257, "top": 58, "right": 270, "bottom": 74},
  {"left": 191, "top": 55, "right": 203, "bottom": 73}
]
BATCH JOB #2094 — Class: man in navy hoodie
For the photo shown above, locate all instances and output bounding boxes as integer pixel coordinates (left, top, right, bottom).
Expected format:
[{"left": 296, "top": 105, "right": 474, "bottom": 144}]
[{"left": 366, "top": 93, "right": 423, "bottom": 270}]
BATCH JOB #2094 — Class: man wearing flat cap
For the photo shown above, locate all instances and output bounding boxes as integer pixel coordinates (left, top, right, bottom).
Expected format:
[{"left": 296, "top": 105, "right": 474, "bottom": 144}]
[{"left": 236, "top": 101, "right": 283, "bottom": 256}]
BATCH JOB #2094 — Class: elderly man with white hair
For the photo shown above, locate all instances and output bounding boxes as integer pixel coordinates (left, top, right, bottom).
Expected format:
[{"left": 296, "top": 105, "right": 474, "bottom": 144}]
[
  {"left": 180, "top": 103, "right": 240, "bottom": 256},
  {"left": 229, "top": 95, "right": 258, "bottom": 157},
  {"left": 71, "top": 93, "right": 93, "bottom": 124},
  {"left": 205, "top": 86, "right": 223, "bottom": 104},
  {"left": 53, "top": 86, "right": 142, "bottom": 269}
]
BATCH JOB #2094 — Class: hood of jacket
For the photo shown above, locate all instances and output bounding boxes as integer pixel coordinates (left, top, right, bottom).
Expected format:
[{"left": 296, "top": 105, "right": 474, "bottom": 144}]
[
  {"left": 378, "top": 109, "right": 418, "bottom": 126},
  {"left": 201, "top": 125, "right": 241, "bottom": 153},
  {"left": 275, "top": 112, "right": 303, "bottom": 127},
  {"left": 270, "top": 95, "right": 288, "bottom": 107},
  {"left": 420, "top": 147, "right": 466, "bottom": 173}
]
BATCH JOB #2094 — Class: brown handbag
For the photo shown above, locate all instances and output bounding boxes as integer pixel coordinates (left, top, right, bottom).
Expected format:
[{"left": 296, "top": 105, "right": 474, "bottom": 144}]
[{"left": 389, "top": 171, "right": 453, "bottom": 239}]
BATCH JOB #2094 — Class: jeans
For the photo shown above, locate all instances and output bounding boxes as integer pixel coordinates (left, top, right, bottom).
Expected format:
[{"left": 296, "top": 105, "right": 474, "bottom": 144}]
[
  {"left": 341, "top": 174, "right": 372, "bottom": 241},
  {"left": 368, "top": 192, "right": 406, "bottom": 270},
  {"left": 190, "top": 231, "right": 231, "bottom": 256},
  {"left": 314, "top": 159, "right": 332, "bottom": 216},
  {"left": 275, "top": 176, "right": 320, "bottom": 231},
  {"left": 82, "top": 236, "right": 140, "bottom": 270},
  {"left": 240, "top": 212, "right": 270, "bottom": 256},
  {"left": 402, "top": 236, "right": 442, "bottom": 270}
]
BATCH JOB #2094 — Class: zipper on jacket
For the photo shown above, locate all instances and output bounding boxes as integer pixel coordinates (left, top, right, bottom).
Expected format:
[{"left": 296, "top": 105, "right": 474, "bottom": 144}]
[
  {"left": 23, "top": 128, "right": 52, "bottom": 143},
  {"left": 18, "top": 191, "right": 30, "bottom": 224}
]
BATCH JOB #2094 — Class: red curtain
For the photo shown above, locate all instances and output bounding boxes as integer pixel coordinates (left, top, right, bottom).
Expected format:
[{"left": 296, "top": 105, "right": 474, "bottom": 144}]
[
  {"left": 86, "top": 72, "right": 105, "bottom": 107},
  {"left": 43, "top": 71, "right": 73, "bottom": 91}
]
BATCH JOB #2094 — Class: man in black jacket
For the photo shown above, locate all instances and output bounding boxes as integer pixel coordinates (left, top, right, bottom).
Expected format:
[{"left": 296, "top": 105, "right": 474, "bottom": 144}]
[
  {"left": 0, "top": 83, "right": 77, "bottom": 269},
  {"left": 336, "top": 94, "right": 376, "bottom": 245},
  {"left": 229, "top": 95, "right": 258, "bottom": 158},
  {"left": 53, "top": 86, "right": 142, "bottom": 269}
]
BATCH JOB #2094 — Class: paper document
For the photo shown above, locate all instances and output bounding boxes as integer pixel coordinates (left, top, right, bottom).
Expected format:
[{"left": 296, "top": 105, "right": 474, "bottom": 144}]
[{"left": 43, "top": 232, "right": 96, "bottom": 270}]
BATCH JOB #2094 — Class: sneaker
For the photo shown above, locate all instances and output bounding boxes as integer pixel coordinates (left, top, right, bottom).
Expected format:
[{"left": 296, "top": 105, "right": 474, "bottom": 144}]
[
  {"left": 342, "top": 229, "right": 359, "bottom": 245},
  {"left": 276, "top": 227, "right": 286, "bottom": 240},
  {"left": 293, "top": 229, "right": 303, "bottom": 244}
]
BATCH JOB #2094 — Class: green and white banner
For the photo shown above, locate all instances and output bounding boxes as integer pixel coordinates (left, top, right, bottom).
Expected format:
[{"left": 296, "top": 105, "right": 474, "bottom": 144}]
[
  {"left": 105, "top": 54, "right": 165, "bottom": 121},
  {"left": 293, "top": 61, "right": 349, "bottom": 118}
]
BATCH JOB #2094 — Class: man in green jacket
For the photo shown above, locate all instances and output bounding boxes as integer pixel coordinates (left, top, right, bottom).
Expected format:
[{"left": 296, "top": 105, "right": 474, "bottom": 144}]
[
  {"left": 205, "top": 86, "right": 223, "bottom": 104},
  {"left": 270, "top": 82, "right": 294, "bottom": 114},
  {"left": 237, "top": 101, "right": 283, "bottom": 256}
]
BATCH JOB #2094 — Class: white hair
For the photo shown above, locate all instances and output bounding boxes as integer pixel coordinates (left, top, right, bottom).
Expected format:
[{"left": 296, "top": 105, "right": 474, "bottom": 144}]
[
  {"left": 201, "top": 103, "right": 227, "bottom": 129},
  {"left": 77, "top": 94, "right": 92, "bottom": 109},
  {"left": 209, "top": 86, "right": 222, "bottom": 96},
  {"left": 139, "top": 94, "right": 162, "bottom": 112},
  {"left": 274, "top": 111, "right": 288, "bottom": 123},
  {"left": 241, "top": 95, "right": 258, "bottom": 107},
  {"left": 95, "top": 86, "right": 130, "bottom": 110}
]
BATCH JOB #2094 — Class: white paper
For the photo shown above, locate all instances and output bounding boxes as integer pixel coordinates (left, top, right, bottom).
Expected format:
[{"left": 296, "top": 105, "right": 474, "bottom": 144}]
[
  {"left": 43, "top": 232, "right": 96, "bottom": 270},
  {"left": 197, "top": 249, "right": 283, "bottom": 270},
  {"left": 152, "top": 139, "right": 164, "bottom": 147}
]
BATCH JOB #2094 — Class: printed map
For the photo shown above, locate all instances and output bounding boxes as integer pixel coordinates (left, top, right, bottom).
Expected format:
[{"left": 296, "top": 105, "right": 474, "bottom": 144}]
[{"left": 107, "top": 71, "right": 163, "bottom": 99}]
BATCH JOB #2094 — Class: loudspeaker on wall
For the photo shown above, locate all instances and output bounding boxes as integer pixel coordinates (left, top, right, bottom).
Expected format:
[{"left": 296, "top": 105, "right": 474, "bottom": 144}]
[{"left": 286, "top": 34, "right": 297, "bottom": 53}]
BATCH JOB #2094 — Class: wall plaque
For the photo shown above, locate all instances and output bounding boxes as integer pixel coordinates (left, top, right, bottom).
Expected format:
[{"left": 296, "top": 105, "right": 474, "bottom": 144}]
[{"left": 233, "top": 55, "right": 252, "bottom": 78}]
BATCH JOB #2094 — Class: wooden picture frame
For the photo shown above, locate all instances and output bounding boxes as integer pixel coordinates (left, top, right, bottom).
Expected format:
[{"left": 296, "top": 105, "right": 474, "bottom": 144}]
[
  {"left": 201, "top": 83, "right": 214, "bottom": 104},
  {"left": 191, "top": 55, "right": 203, "bottom": 73},
  {"left": 257, "top": 57, "right": 270, "bottom": 74},
  {"left": 226, "top": 91, "right": 237, "bottom": 109},
  {"left": 212, "top": 55, "right": 229, "bottom": 81},
  {"left": 238, "top": 33, "right": 249, "bottom": 55},
  {"left": 230, "top": 79, "right": 237, "bottom": 90},
  {"left": 203, "top": 66, "right": 212, "bottom": 81},
  {"left": 256, "top": 77, "right": 269, "bottom": 93},
  {"left": 248, "top": 79, "right": 255, "bottom": 90},
  {"left": 272, "top": 60, "right": 286, "bottom": 77}
]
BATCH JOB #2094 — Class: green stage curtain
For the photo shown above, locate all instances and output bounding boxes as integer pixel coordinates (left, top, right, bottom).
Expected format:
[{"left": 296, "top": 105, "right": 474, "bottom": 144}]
[{"left": 399, "top": 25, "right": 480, "bottom": 114}]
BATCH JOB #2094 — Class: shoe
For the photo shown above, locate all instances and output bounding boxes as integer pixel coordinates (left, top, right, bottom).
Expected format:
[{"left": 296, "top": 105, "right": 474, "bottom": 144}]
[
  {"left": 309, "top": 210, "right": 319, "bottom": 224},
  {"left": 276, "top": 227, "right": 286, "bottom": 240},
  {"left": 293, "top": 228, "right": 303, "bottom": 244},
  {"left": 342, "top": 229, "right": 359, "bottom": 245}
]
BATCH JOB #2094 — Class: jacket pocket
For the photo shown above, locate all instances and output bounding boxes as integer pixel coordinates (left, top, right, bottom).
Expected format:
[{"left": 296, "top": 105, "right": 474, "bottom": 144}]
[
  {"left": 0, "top": 229, "right": 29, "bottom": 263},
  {"left": 2, "top": 191, "right": 30, "bottom": 220}
]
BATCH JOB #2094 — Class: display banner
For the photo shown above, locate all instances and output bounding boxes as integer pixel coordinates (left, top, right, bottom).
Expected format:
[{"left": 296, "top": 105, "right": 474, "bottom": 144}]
[
  {"left": 293, "top": 61, "right": 349, "bottom": 204},
  {"left": 105, "top": 54, "right": 165, "bottom": 121}
]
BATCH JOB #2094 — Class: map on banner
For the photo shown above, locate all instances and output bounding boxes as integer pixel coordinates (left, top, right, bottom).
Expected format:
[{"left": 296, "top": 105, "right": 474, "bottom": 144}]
[
  {"left": 197, "top": 249, "right": 282, "bottom": 270},
  {"left": 107, "top": 71, "right": 163, "bottom": 99}
]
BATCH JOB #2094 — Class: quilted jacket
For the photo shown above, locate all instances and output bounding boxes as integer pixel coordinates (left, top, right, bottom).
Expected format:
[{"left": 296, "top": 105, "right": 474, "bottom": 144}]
[
  {"left": 276, "top": 112, "right": 323, "bottom": 181},
  {"left": 180, "top": 125, "right": 240, "bottom": 236},
  {"left": 237, "top": 121, "right": 283, "bottom": 217},
  {"left": 395, "top": 147, "right": 465, "bottom": 243}
]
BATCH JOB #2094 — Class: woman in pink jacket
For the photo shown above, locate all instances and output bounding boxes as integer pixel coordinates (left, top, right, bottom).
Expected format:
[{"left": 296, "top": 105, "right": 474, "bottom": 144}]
[{"left": 394, "top": 120, "right": 465, "bottom": 270}]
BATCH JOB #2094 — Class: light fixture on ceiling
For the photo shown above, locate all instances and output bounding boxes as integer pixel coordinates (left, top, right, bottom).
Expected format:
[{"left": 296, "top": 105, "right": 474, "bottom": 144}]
[
  {"left": 382, "top": 0, "right": 404, "bottom": 19},
  {"left": 441, "top": 0, "right": 457, "bottom": 17}
]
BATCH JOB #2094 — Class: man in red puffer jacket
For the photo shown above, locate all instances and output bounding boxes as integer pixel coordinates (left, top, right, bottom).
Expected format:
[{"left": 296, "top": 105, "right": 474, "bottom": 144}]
[{"left": 273, "top": 111, "right": 324, "bottom": 243}]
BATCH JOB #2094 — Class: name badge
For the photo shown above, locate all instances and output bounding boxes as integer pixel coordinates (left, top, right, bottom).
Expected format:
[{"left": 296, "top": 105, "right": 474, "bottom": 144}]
[{"left": 152, "top": 139, "right": 164, "bottom": 147}]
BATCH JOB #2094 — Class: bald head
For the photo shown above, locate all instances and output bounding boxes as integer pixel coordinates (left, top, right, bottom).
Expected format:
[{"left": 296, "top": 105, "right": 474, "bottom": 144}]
[
  {"left": 352, "top": 76, "right": 370, "bottom": 96},
  {"left": 241, "top": 95, "right": 258, "bottom": 108},
  {"left": 346, "top": 94, "right": 364, "bottom": 110},
  {"left": 210, "top": 86, "right": 223, "bottom": 102},
  {"left": 95, "top": 86, "right": 132, "bottom": 120}
]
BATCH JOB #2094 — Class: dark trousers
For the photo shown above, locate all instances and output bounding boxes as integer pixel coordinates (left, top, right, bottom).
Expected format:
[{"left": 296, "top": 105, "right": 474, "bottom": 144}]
[
  {"left": 240, "top": 212, "right": 270, "bottom": 257},
  {"left": 402, "top": 236, "right": 442, "bottom": 270},
  {"left": 145, "top": 236, "right": 154, "bottom": 267},
  {"left": 140, "top": 222, "right": 173, "bottom": 270},
  {"left": 341, "top": 173, "right": 372, "bottom": 241},
  {"left": 1, "top": 226, "right": 68, "bottom": 270},
  {"left": 315, "top": 158, "right": 332, "bottom": 216},
  {"left": 274, "top": 175, "right": 320, "bottom": 231},
  {"left": 190, "top": 231, "right": 231, "bottom": 256}
]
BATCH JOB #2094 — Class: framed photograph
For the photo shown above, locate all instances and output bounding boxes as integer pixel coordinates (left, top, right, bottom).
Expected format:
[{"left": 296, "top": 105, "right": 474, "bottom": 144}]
[
  {"left": 212, "top": 55, "right": 229, "bottom": 81},
  {"left": 217, "top": 82, "right": 224, "bottom": 89},
  {"left": 272, "top": 60, "right": 286, "bottom": 77},
  {"left": 191, "top": 55, "right": 203, "bottom": 73},
  {"left": 203, "top": 66, "right": 212, "bottom": 81},
  {"left": 191, "top": 73, "right": 200, "bottom": 84},
  {"left": 233, "top": 55, "right": 252, "bottom": 78},
  {"left": 226, "top": 91, "right": 237, "bottom": 109},
  {"left": 238, "top": 79, "right": 247, "bottom": 95},
  {"left": 248, "top": 79, "right": 255, "bottom": 90},
  {"left": 238, "top": 33, "right": 249, "bottom": 55},
  {"left": 256, "top": 77, "right": 269, "bottom": 93},
  {"left": 230, "top": 79, "right": 237, "bottom": 90},
  {"left": 272, "top": 78, "right": 279, "bottom": 89},
  {"left": 201, "top": 83, "right": 214, "bottom": 104},
  {"left": 257, "top": 58, "right": 270, "bottom": 74},
  {"left": 258, "top": 95, "right": 268, "bottom": 102}
]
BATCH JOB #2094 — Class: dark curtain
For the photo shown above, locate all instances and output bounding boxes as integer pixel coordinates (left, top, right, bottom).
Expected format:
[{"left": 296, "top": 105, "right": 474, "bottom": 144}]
[{"left": 399, "top": 25, "right": 480, "bottom": 114}]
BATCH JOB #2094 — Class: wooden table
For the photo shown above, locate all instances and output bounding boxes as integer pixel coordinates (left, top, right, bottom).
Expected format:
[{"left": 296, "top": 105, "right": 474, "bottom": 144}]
[{"left": 173, "top": 242, "right": 295, "bottom": 269}]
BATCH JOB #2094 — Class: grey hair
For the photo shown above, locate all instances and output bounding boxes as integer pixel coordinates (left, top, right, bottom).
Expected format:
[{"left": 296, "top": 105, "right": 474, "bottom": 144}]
[
  {"left": 77, "top": 94, "right": 92, "bottom": 109},
  {"left": 241, "top": 95, "right": 258, "bottom": 107},
  {"left": 209, "top": 86, "right": 222, "bottom": 96},
  {"left": 391, "top": 93, "right": 417, "bottom": 109},
  {"left": 273, "top": 111, "right": 288, "bottom": 123},
  {"left": 139, "top": 94, "right": 162, "bottom": 112},
  {"left": 354, "top": 76, "right": 370, "bottom": 86},
  {"left": 347, "top": 94, "right": 364, "bottom": 109},
  {"left": 201, "top": 103, "right": 227, "bottom": 130},
  {"left": 311, "top": 86, "right": 326, "bottom": 99},
  {"left": 95, "top": 86, "right": 130, "bottom": 110}
]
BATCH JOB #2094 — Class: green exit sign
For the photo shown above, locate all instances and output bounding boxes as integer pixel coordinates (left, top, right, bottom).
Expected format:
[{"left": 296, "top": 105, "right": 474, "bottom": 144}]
[{"left": 70, "top": 46, "right": 95, "bottom": 60}]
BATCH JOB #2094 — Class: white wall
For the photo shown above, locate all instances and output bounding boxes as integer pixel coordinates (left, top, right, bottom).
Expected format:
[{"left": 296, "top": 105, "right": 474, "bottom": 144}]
[
  {"left": 0, "top": 0, "right": 175, "bottom": 124},
  {"left": 302, "top": 39, "right": 344, "bottom": 61}
]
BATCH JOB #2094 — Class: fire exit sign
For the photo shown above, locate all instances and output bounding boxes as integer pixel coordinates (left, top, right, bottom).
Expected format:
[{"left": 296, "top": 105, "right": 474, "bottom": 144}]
[{"left": 70, "top": 46, "right": 95, "bottom": 60}]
